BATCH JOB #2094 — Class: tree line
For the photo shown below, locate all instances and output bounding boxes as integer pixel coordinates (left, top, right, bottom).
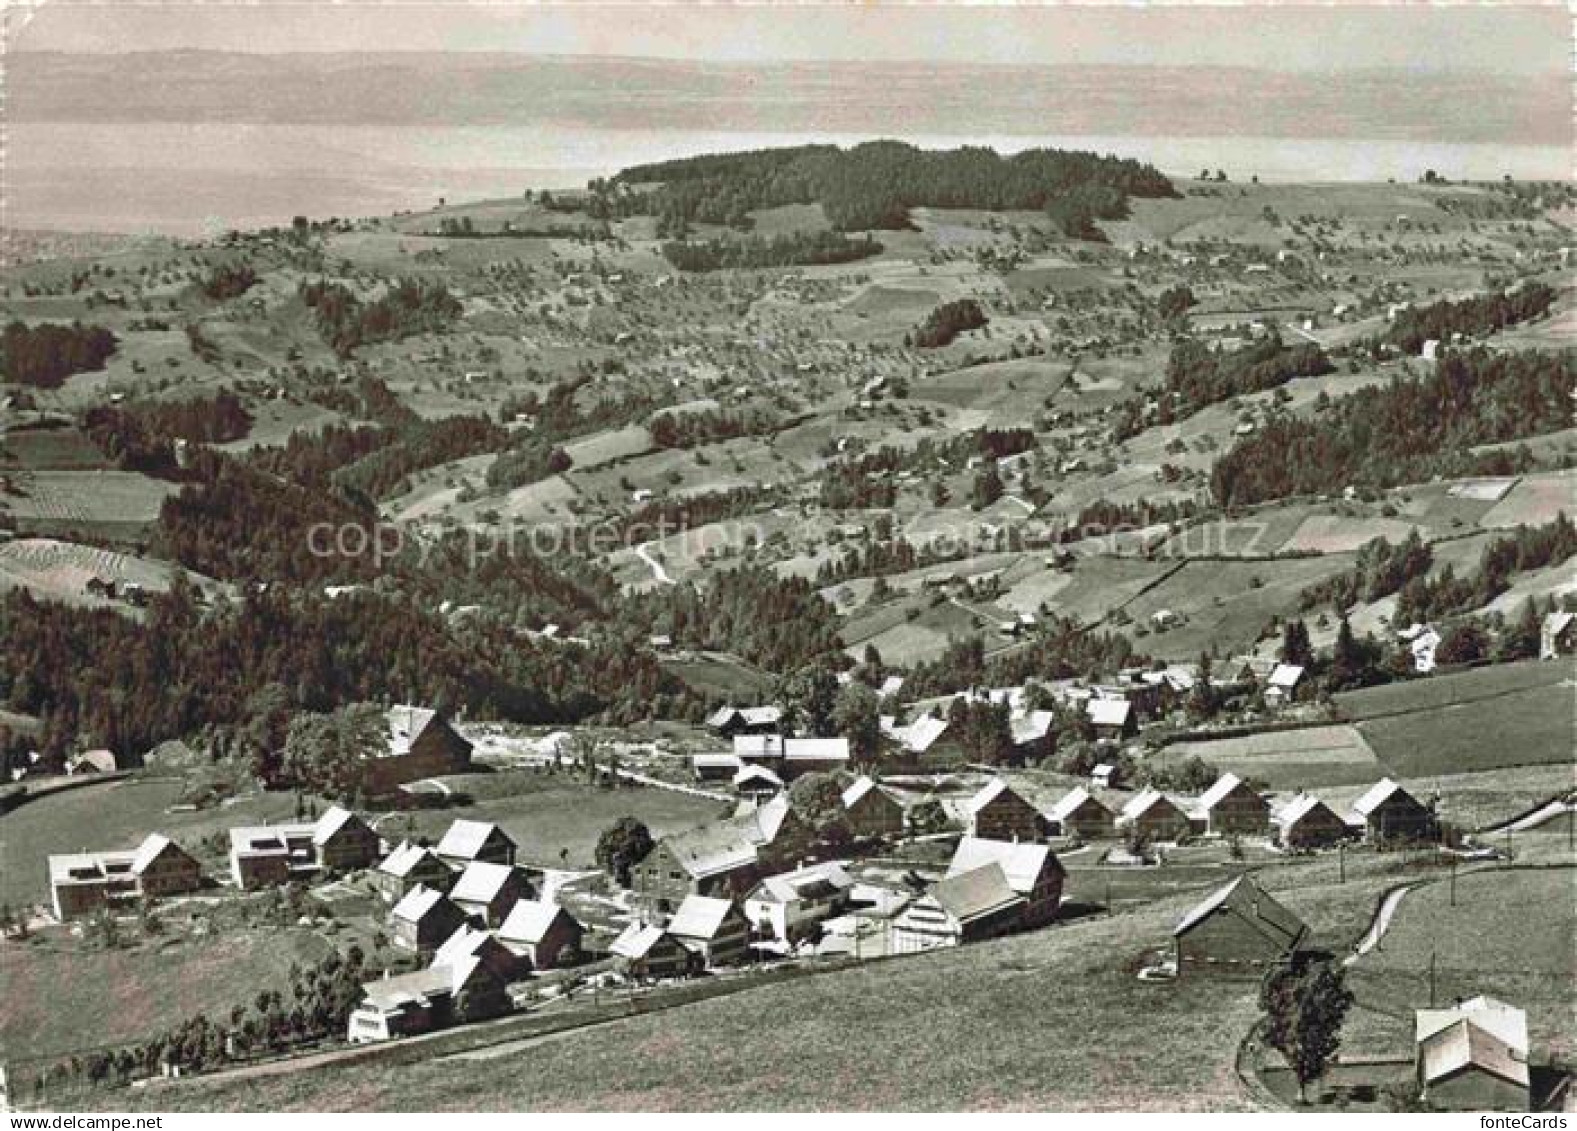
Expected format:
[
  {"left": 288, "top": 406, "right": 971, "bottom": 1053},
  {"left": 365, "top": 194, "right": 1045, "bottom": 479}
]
[
  {"left": 660, "top": 231, "right": 881, "bottom": 272},
  {"left": 1209, "top": 348, "right": 1574, "bottom": 507},
  {"left": 603, "top": 140, "right": 1176, "bottom": 235},
  {"left": 1382, "top": 282, "right": 1555, "bottom": 355},
  {"left": 298, "top": 278, "right": 462, "bottom": 358},
  {"left": 0, "top": 320, "right": 118, "bottom": 388}
]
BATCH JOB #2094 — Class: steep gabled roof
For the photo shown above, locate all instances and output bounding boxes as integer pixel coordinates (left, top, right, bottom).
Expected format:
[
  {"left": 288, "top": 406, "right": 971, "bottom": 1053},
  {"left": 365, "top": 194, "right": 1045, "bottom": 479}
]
[
  {"left": 1196, "top": 772, "right": 1262, "bottom": 813},
  {"left": 1121, "top": 787, "right": 1184, "bottom": 822},
  {"left": 435, "top": 819, "right": 514, "bottom": 861},
  {"left": 1267, "top": 664, "right": 1305, "bottom": 690},
  {"left": 391, "top": 883, "right": 454, "bottom": 925},
  {"left": 1173, "top": 875, "right": 1308, "bottom": 949},
  {"left": 130, "top": 833, "right": 181, "bottom": 875},
  {"left": 312, "top": 805, "right": 364, "bottom": 847},
  {"left": 947, "top": 836, "right": 1062, "bottom": 895},
  {"left": 930, "top": 862, "right": 1024, "bottom": 924},
  {"left": 968, "top": 777, "right": 1034, "bottom": 816},
  {"left": 609, "top": 923, "right": 671, "bottom": 960},
  {"left": 1418, "top": 1016, "right": 1530, "bottom": 1089},
  {"left": 1274, "top": 793, "right": 1340, "bottom": 829},
  {"left": 1351, "top": 777, "right": 1420, "bottom": 818},
  {"left": 666, "top": 894, "right": 739, "bottom": 941},
  {"left": 498, "top": 898, "right": 577, "bottom": 946},
  {"left": 449, "top": 861, "right": 518, "bottom": 905},
  {"left": 1048, "top": 786, "right": 1111, "bottom": 822},
  {"left": 1086, "top": 697, "right": 1132, "bottom": 728}
]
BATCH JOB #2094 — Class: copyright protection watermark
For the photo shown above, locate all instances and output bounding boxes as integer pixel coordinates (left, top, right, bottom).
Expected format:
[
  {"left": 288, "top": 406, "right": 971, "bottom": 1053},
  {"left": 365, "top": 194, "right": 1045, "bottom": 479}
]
[{"left": 302, "top": 511, "right": 1274, "bottom": 572}]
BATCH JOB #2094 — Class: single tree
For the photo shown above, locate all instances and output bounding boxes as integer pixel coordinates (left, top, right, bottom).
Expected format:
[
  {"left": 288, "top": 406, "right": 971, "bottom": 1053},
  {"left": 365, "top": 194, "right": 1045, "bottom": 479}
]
[
  {"left": 594, "top": 817, "right": 654, "bottom": 888},
  {"left": 1259, "top": 957, "right": 1355, "bottom": 1103}
]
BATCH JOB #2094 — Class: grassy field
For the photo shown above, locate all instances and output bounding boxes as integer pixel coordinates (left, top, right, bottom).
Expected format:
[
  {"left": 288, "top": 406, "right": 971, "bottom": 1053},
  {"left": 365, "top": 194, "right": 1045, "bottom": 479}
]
[
  {"left": 1329, "top": 661, "right": 1575, "bottom": 778},
  {"left": 0, "top": 778, "right": 305, "bottom": 908},
  {"left": 0, "top": 926, "right": 332, "bottom": 1063},
  {"left": 0, "top": 538, "right": 224, "bottom": 607},
  {"left": 1157, "top": 725, "right": 1384, "bottom": 790},
  {"left": 2, "top": 469, "right": 178, "bottom": 542},
  {"left": 1345, "top": 868, "right": 1576, "bottom": 1063},
  {"left": 386, "top": 773, "right": 725, "bottom": 869}
]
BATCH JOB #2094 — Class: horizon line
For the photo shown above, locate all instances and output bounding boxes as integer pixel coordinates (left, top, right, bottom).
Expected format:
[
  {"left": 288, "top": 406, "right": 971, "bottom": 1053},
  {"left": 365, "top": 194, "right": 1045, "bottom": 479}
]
[{"left": 10, "top": 47, "right": 1560, "bottom": 78}]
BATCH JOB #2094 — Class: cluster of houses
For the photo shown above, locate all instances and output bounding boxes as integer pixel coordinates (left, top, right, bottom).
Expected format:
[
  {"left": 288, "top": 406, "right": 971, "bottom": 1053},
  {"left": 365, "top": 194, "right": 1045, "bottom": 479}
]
[{"left": 949, "top": 772, "right": 1437, "bottom": 851}]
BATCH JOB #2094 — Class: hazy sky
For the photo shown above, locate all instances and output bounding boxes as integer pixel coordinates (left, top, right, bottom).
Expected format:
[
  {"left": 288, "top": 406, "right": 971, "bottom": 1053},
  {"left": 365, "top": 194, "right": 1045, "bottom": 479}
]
[{"left": 12, "top": 1, "right": 1569, "bottom": 74}]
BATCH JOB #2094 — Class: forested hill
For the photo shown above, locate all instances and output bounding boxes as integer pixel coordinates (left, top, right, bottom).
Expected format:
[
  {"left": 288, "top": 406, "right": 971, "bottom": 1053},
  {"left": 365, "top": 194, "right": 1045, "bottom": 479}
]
[{"left": 599, "top": 141, "right": 1177, "bottom": 235}]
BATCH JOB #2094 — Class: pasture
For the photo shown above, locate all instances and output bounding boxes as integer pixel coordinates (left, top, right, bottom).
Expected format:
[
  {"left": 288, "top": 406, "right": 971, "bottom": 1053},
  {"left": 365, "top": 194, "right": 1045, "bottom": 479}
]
[
  {"left": 1157, "top": 725, "right": 1384, "bottom": 791},
  {"left": 0, "top": 926, "right": 333, "bottom": 1064},
  {"left": 1345, "top": 868, "right": 1576, "bottom": 1063},
  {"left": 388, "top": 773, "right": 724, "bottom": 869},
  {"left": 0, "top": 779, "right": 306, "bottom": 909},
  {"left": 3, "top": 469, "right": 177, "bottom": 542}
]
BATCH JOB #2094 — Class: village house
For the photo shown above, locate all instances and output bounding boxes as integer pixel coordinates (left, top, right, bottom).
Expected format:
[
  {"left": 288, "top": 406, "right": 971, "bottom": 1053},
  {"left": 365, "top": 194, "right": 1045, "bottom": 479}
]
[
  {"left": 1172, "top": 875, "right": 1309, "bottom": 970},
  {"left": 691, "top": 752, "right": 743, "bottom": 782},
  {"left": 841, "top": 775, "right": 905, "bottom": 839},
  {"left": 48, "top": 834, "right": 202, "bottom": 921},
  {"left": 743, "top": 861, "right": 855, "bottom": 941},
  {"left": 1086, "top": 696, "right": 1135, "bottom": 740},
  {"left": 633, "top": 792, "right": 815, "bottom": 909},
  {"left": 879, "top": 713, "right": 959, "bottom": 767},
  {"left": 889, "top": 862, "right": 1024, "bottom": 954},
  {"left": 1273, "top": 794, "right": 1352, "bottom": 849},
  {"left": 228, "top": 806, "right": 380, "bottom": 890},
  {"left": 496, "top": 898, "right": 585, "bottom": 970},
  {"left": 1046, "top": 786, "right": 1116, "bottom": 840},
  {"left": 449, "top": 861, "right": 532, "bottom": 927},
  {"left": 731, "top": 734, "right": 851, "bottom": 778},
  {"left": 1415, "top": 996, "right": 1530, "bottom": 1112},
  {"left": 733, "top": 763, "right": 784, "bottom": 802},
  {"left": 1263, "top": 664, "right": 1306, "bottom": 708},
  {"left": 1192, "top": 772, "right": 1271, "bottom": 836},
  {"left": 1119, "top": 788, "right": 1194, "bottom": 843},
  {"left": 362, "top": 705, "right": 474, "bottom": 795},
  {"left": 371, "top": 841, "right": 453, "bottom": 904},
  {"left": 1009, "top": 710, "right": 1056, "bottom": 762},
  {"left": 433, "top": 923, "right": 525, "bottom": 984},
  {"left": 347, "top": 955, "right": 508, "bottom": 1043},
  {"left": 966, "top": 778, "right": 1045, "bottom": 842},
  {"left": 946, "top": 836, "right": 1064, "bottom": 927},
  {"left": 1540, "top": 610, "right": 1576, "bottom": 660},
  {"left": 435, "top": 819, "right": 518, "bottom": 869},
  {"left": 609, "top": 923, "right": 695, "bottom": 980},
  {"left": 390, "top": 884, "right": 468, "bottom": 955},
  {"left": 1349, "top": 778, "right": 1436, "bottom": 844},
  {"left": 705, "top": 705, "right": 783, "bottom": 738},
  {"left": 666, "top": 894, "right": 751, "bottom": 968}
]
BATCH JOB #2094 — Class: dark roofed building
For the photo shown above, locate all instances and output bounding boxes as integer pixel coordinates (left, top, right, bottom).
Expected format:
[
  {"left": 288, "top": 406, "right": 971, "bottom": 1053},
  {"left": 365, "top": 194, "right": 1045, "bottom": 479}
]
[{"left": 1173, "top": 875, "right": 1308, "bottom": 970}]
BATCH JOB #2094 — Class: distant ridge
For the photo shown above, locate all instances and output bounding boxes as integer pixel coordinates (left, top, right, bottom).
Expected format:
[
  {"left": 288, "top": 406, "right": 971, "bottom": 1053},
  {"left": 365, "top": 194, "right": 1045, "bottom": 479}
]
[{"left": 9, "top": 52, "right": 1567, "bottom": 146}]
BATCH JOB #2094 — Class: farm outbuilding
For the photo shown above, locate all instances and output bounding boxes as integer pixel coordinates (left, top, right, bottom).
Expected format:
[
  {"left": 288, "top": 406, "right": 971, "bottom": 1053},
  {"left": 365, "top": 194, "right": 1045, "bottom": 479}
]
[
  {"left": 1349, "top": 778, "right": 1436, "bottom": 845},
  {"left": 841, "top": 775, "right": 906, "bottom": 838},
  {"left": 1273, "top": 794, "right": 1351, "bottom": 850},
  {"left": 1172, "top": 875, "right": 1308, "bottom": 970},
  {"left": 1047, "top": 786, "right": 1116, "bottom": 840},
  {"left": 966, "top": 778, "right": 1045, "bottom": 842},
  {"left": 1192, "top": 772, "right": 1270, "bottom": 836},
  {"left": 1119, "top": 788, "right": 1193, "bottom": 843},
  {"left": 1416, "top": 997, "right": 1530, "bottom": 1112}
]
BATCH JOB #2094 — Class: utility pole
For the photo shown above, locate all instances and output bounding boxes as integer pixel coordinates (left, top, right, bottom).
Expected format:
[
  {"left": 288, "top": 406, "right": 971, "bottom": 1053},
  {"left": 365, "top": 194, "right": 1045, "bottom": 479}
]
[
  {"left": 1449, "top": 858, "right": 1456, "bottom": 907},
  {"left": 1338, "top": 841, "right": 1345, "bottom": 884},
  {"left": 1106, "top": 877, "right": 1113, "bottom": 917},
  {"left": 1428, "top": 951, "right": 1437, "bottom": 1008}
]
